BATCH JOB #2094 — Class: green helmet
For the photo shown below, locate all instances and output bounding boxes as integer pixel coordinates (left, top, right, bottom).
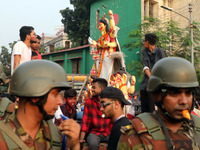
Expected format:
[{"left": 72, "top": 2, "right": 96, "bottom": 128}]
[
  {"left": 10, "top": 60, "right": 71, "bottom": 97},
  {"left": 147, "top": 57, "right": 199, "bottom": 92},
  {"left": 0, "top": 62, "right": 6, "bottom": 84}
]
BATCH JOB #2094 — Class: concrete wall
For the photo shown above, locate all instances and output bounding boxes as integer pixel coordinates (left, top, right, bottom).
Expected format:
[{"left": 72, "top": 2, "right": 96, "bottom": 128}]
[{"left": 141, "top": 0, "right": 200, "bottom": 28}]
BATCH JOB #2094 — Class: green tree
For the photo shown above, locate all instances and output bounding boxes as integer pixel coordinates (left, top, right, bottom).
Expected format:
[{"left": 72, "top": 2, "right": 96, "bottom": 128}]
[
  {"left": 9, "top": 41, "right": 17, "bottom": 52},
  {"left": 39, "top": 44, "right": 47, "bottom": 54},
  {"left": 54, "top": 46, "right": 65, "bottom": 52},
  {"left": 123, "top": 17, "right": 200, "bottom": 83},
  {"left": 60, "top": 0, "right": 90, "bottom": 47},
  {"left": 0, "top": 46, "right": 11, "bottom": 76}
]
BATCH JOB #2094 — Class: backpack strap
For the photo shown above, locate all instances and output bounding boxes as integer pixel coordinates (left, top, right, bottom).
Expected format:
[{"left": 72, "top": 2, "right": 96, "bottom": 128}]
[
  {"left": 0, "top": 121, "right": 30, "bottom": 150},
  {"left": 47, "top": 120, "right": 62, "bottom": 150},
  {"left": 0, "top": 97, "right": 10, "bottom": 117},
  {"left": 191, "top": 114, "right": 200, "bottom": 137},
  {"left": 137, "top": 113, "right": 165, "bottom": 140}
]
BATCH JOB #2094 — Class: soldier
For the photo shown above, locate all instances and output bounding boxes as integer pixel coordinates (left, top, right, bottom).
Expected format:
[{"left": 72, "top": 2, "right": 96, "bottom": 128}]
[
  {"left": 0, "top": 60, "right": 80, "bottom": 149},
  {"left": 117, "top": 57, "right": 200, "bottom": 150},
  {"left": 0, "top": 62, "right": 16, "bottom": 120}
]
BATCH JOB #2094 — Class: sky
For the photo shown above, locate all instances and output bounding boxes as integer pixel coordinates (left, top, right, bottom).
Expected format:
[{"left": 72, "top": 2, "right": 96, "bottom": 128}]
[{"left": 0, "top": 0, "right": 73, "bottom": 52}]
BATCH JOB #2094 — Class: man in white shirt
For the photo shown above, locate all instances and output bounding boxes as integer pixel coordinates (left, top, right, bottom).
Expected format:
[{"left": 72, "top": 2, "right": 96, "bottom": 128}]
[{"left": 11, "top": 26, "right": 36, "bottom": 75}]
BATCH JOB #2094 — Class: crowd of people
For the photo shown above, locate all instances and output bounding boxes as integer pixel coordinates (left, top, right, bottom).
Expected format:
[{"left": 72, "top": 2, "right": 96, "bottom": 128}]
[{"left": 0, "top": 22, "right": 200, "bottom": 150}]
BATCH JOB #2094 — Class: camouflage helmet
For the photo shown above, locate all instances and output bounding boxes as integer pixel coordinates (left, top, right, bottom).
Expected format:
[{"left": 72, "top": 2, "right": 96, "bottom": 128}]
[
  {"left": 10, "top": 60, "right": 71, "bottom": 97},
  {"left": 147, "top": 57, "right": 199, "bottom": 92},
  {"left": 0, "top": 62, "right": 6, "bottom": 84}
]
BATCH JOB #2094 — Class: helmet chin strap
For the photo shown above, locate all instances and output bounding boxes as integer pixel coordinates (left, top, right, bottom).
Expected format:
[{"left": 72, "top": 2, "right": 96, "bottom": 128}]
[
  {"left": 155, "top": 89, "right": 194, "bottom": 123},
  {"left": 29, "top": 92, "right": 54, "bottom": 121}
]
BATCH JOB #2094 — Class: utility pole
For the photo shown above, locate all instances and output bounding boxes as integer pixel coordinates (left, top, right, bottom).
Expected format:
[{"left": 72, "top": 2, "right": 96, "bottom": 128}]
[
  {"left": 189, "top": 3, "right": 193, "bottom": 66},
  {"left": 161, "top": 4, "right": 194, "bottom": 66}
]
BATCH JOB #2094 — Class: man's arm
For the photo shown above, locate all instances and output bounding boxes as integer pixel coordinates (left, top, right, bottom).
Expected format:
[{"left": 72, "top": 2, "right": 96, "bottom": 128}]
[
  {"left": 80, "top": 99, "right": 91, "bottom": 142},
  {"left": 79, "top": 131, "right": 86, "bottom": 143},
  {"left": 144, "top": 69, "right": 151, "bottom": 78},
  {"left": 13, "top": 55, "right": 21, "bottom": 71},
  {"left": 142, "top": 50, "right": 151, "bottom": 78}
]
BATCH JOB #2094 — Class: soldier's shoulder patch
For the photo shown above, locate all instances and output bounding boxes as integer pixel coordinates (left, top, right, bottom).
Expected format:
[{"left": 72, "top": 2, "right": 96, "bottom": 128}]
[{"left": 120, "top": 124, "right": 133, "bottom": 134}]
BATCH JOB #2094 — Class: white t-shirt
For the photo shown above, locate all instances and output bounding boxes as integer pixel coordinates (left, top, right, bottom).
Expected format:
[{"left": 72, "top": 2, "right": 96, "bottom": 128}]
[{"left": 11, "top": 41, "right": 31, "bottom": 75}]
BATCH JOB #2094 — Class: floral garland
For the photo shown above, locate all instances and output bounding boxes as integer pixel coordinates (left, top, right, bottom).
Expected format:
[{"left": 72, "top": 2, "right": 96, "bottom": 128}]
[{"left": 97, "top": 50, "right": 105, "bottom": 77}]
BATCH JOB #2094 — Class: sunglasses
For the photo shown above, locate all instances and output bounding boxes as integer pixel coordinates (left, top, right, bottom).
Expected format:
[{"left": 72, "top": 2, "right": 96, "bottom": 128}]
[{"left": 100, "top": 101, "right": 115, "bottom": 108}]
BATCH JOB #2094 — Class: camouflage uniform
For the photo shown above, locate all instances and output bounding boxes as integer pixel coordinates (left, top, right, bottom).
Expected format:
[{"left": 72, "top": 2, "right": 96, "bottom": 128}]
[
  {"left": 0, "top": 111, "right": 63, "bottom": 150},
  {"left": 0, "top": 97, "right": 15, "bottom": 120},
  {"left": 117, "top": 111, "right": 200, "bottom": 150}
]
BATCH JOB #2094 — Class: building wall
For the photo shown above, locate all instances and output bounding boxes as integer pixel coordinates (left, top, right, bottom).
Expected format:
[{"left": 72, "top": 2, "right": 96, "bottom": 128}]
[
  {"left": 43, "top": 33, "right": 72, "bottom": 53},
  {"left": 89, "top": 0, "right": 142, "bottom": 91},
  {"left": 42, "top": 45, "right": 91, "bottom": 74},
  {"left": 141, "top": 0, "right": 199, "bottom": 28}
]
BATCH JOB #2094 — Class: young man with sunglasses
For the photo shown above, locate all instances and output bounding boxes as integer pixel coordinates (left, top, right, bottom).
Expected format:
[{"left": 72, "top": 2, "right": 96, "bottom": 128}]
[
  {"left": 80, "top": 78, "right": 112, "bottom": 150},
  {"left": 100, "top": 87, "right": 131, "bottom": 150}
]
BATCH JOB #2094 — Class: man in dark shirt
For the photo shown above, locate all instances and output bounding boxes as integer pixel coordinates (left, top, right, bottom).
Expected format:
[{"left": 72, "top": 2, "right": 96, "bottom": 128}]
[
  {"left": 140, "top": 33, "right": 166, "bottom": 113},
  {"left": 100, "top": 87, "right": 131, "bottom": 150}
]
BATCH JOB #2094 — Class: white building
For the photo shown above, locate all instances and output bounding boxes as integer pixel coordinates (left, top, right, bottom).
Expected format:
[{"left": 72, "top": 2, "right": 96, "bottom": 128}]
[{"left": 41, "top": 25, "right": 71, "bottom": 53}]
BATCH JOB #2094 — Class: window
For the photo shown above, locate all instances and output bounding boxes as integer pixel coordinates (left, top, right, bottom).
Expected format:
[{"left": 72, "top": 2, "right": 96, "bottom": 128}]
[
  {"left": 65, "top": 41, "right": 70, "bottom": 49},
  {"left": 96, "top": 10, "right": 100, "bottom": 28},
  {"left": 56, "top": 43, "right": 60, "bottom": 48},
  {"left": 71, "top": 58, "right": 81, "bottom": 74},
  {"left": 143, "top": 0, "right": 158, "bottom": 18}
]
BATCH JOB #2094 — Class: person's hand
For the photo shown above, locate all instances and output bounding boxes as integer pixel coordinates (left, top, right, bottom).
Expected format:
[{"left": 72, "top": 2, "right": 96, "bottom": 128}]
[
  {"left": 61, "top": 119, "right": 80, "bottom": 150},
  {"left": 108, "top": 10, "right": 113, "bottom": 16},
  {"left": 92, "top": 40, "right": 97, "bottom": 48},
  {"left": 79, "top": 139, "right": 85, "bottom": 143}
]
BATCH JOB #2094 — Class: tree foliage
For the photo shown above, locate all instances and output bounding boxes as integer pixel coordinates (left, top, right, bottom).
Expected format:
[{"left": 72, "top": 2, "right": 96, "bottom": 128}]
[
  {"left": 60, "top": 0, "right": 90, "bottom": 47},
  {"left": 124, "top": 17, "right": 200, "bottom": 83},
  {"left": 39, "top": 44, "right": 47, "bottom": 54},
  {"left": 0, "top": 41, "right": 17, "bottom": 76},
  {"left": 0, "top": 46, "right": 11, "bottom": 76}
]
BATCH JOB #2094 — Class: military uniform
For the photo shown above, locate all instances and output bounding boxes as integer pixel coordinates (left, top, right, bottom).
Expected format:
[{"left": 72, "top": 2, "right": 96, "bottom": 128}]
[
  {"left": 0, "top": 97, "right": 15, "bottom": 120},
  {"left": 0, "top": 111, "right": 63, "bottom": 150},
  {"left": 117, "top": 111, "right": 200, "bottom": 150}
]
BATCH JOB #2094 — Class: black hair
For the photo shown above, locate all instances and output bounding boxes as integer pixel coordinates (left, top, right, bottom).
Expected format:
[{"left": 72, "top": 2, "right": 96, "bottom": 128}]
[
  {"left": 32, "top": 51, "right": 38, "bottom": 56},
  {"left": 113, "top": 98, "right": 124, "bottom": 108},
  {"left": 99, "top": 19, "right": 109, "bottom": 33},
  {"left": 19, "top": 26, "right": 34, "bottom": 41},
  {"left": 36, "top": 35, "right": 41, "bottom": 40},
  {"left": 64, "top": 88, "right": 77, "bottom": 98},
  {"left": 93, "top": 78, "right": 108, "bottom": 88},
  {"left": 145, "top": 33, "right": 157, "bottom": 45}
]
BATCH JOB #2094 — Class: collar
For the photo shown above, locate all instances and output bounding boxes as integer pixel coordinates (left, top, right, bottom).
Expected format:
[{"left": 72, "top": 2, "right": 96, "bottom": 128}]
[
  {"left": 115, "top": 114, "right": 125, "bottom": 123},
  {"left": 148, "top": 47, "right": 157, "bottom": 54}
]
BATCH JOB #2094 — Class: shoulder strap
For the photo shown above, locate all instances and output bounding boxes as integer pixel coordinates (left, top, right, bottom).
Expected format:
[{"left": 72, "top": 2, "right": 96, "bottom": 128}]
[
  {"left": 0, "top": 97, "right": 10, "bottom": 117},
  {"left": 47, "top": 120, "right": 62, "bottom": 150},
  {"left": 191, "top": 114, "right": 200, "bottom": 137},
  {"left": 137, "top": 113, "right": 165, "bottom": 140},
  {"left": 0, "top": 121, "right": 30, "bottom": 150}
]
